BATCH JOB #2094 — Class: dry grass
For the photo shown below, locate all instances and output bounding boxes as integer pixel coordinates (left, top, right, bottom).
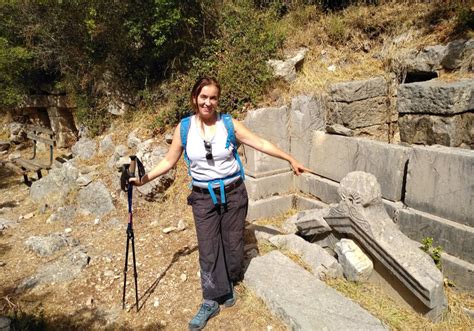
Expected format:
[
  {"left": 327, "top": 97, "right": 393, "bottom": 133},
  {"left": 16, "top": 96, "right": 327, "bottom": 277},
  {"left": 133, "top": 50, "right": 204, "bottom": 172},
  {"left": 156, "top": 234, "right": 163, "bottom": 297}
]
[
  {"left": 262, "top": 1, "right": 472, "bottom": 105},
  {"left": 325, "top": 278, "right": 474, "bottom": 330}
]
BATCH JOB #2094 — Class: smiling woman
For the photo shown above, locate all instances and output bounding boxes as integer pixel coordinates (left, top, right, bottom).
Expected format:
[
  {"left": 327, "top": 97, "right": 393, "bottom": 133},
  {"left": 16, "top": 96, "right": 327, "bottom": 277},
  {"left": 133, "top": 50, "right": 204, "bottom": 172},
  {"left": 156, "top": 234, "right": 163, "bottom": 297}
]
[{"left": 130, "top": 76, "right": 308, "bottom": 330}]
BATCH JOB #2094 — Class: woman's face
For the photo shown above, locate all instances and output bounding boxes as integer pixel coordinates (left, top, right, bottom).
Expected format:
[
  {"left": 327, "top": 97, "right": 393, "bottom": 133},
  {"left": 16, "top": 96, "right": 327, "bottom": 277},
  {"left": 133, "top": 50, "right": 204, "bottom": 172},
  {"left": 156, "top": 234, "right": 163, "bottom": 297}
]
[{"left": 195, "top": 84, "right": 219, "bottom": 120}]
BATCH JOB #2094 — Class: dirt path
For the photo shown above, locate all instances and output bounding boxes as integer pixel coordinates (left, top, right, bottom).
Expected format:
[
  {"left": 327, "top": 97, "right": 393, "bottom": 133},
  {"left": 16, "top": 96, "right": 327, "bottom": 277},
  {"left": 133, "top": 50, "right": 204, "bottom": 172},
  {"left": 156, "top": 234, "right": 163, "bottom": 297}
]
[{"left": 0, "top": 160, "right": 285, "bottom": 330}]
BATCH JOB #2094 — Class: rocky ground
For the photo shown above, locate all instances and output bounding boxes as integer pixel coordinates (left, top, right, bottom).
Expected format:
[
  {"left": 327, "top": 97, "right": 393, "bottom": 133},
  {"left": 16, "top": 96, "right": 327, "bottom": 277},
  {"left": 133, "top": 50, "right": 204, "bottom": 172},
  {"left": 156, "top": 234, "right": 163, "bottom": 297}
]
[{"left": 0, "top": 137, "right": 285, "bottom": 330}]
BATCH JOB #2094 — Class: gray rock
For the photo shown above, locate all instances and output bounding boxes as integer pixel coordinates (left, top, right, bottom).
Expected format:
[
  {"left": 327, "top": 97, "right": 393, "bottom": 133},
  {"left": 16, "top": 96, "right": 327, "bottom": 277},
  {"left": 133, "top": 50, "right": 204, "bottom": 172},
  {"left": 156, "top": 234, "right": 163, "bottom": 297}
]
[
  {"left": 243, "top": 106, "right": 290, "bottom": 177},
  {"left": 290, "top": 95, "right": 326, "bottom": 166},
  {"left": 115, "top": 144, "right": 128, "bottom": 157},
  {"left": 326, "top": 124, "right": 354, "bottom": 136},
  {"left": 30, "top": 162, "right": 79, "bottom": 208},
  {"left": 326, "top": 171, "right": 447, "bottom": 320},
  {"left": 78, "top": 181, "right": 115, "bottom": 216},
  {"left": 135, "top": 141, "right": 175, "bottom": 201},
  {"left": 442, "top": 39, "right": 473, "bottom": 70},
  {"left": 99, "top": 134, "right": 115, "bottom": 155},
  {"left": 76, "top": 173, "right": 95, "bottom": 187},
  {"left": 127, "top": 130, "right": 141, "bottom": 148},
  {"left": 47, "top": 206, "right": 77, "bottom": 224},
  {"left": 397, "top": 79, "right": 474, "bottom": 115},
  {"left": 25, "top": 233, "right": 78, "bottom": 256},
  {"left": 328, "top": 77, "right": 387, "bottom": 102},
  {"left": 399, "top": 113, "right": 473, "bottom": 148},
  {"left": 8, "top": 122, "right": 26, "bottom": 144},
  {"left": 405, "top": 145, "right": 473, "bottom": 227},
  {"left": 244, "top": 251, "right": 387, "bottom": 330},
  {"left": 71, "top": 138, "right": 97, "bottom": 160},
  {"left": 18, "top": 247, "right": 89, "bottom": 292},
  {"left": 267, "top": 47, "right": 308, "bottom": 82},
  {"left": 294, "top": 208, "right": 332, "bottom": 236},
  {"left": 107, "top": 98, "right": 129, "bottom": 116},
  {"left": 440, "top": 252, "right": 474, "bottom": 292},
  {"left": 270, "top": 234, "right": 343, "bottom": 279},
  {"left": 401, "top": 45, "right": 446, "bottom": 73},
  {"left": 335, "top": 239, "right": 373, "bottom": 282}
]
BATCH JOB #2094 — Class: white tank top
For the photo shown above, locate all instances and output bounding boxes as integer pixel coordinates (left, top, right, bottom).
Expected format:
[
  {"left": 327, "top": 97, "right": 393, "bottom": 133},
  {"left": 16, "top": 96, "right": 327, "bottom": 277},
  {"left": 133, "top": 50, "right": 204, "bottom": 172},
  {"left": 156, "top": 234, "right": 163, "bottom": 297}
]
[{"left": 186, "top": 115, "right": 241, "bottom": 188}]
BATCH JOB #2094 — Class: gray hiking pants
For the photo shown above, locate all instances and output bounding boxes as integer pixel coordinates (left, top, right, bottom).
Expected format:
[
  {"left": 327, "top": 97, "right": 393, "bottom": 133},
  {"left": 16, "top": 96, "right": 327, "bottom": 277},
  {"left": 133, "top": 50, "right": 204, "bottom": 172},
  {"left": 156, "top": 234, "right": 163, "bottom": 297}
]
[{"left": 187, "top": 179, "right": 248, "bottom": 300}]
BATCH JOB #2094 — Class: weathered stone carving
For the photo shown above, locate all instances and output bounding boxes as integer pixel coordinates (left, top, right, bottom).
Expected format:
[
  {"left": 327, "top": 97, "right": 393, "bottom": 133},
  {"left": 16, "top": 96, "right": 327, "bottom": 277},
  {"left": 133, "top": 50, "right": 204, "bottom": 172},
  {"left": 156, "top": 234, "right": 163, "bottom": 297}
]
[{"left": 325, "top": 171, "right": 447, "bottom": 321}]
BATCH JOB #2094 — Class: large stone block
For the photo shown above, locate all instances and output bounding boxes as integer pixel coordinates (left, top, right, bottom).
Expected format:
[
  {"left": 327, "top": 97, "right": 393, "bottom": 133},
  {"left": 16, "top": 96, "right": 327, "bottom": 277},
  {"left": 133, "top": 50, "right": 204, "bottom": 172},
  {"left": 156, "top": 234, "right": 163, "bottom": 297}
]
[
  {"left": 47, "top": 107, "right": 78, "bottom": 148},
  {"left": 397, "top": 79, "right": 474, "bottom": 115},
  {"left": 294, "top": 195, "right": 328, "bottom": 211},
  {"left": 440, "top": 252, "right": 474, "bottom": 292},
  {"left": 247, "top": 195, "right": 294, "bottom": 221},
  {"left": 243, "top": 106, "right": 290, "bottom": 177},
  {"left": 245, "top": 171, "right": 294, "bottom": 201},
  {"left": 405, "top": 145, "right": 474, "bottom": 226},
  {"left": 309, "top": 132, "right": 411, "bottom": 201},
  {"left": 397, "top": 208, "right": 474, "bottom": 264},
  {"left": 244, "top": 251, "right": 387, "bottom": 330},
  {"left": 289, "top": 95, "right": 325, "bottom": 166},
  {"left": 327, "top": 97, "right": 388, "bottom": 129},
  {"left": 295, "top": 173, "right": 340, "bottom": 204},
  {"left": 399, "top": 113, "right": 473, "bottom": 148},
  {"left": 328, "top": 77, "right": 387, "bottom": 102}
]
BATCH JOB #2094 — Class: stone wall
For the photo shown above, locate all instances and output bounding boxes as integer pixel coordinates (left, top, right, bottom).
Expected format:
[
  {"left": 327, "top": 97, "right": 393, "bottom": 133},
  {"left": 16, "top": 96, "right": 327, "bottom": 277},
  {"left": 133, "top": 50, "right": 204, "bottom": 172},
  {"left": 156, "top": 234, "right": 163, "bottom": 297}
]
[{"left": 243, "top": 100, "right": 474, "bottom": 291}]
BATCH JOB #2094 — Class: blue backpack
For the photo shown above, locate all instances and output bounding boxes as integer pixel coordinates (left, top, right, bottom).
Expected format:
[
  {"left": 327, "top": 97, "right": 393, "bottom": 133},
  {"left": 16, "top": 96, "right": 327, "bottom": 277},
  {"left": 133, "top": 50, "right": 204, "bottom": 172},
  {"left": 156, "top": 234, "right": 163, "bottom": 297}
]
[{"left": 180, "top": 113, "right": 245, "bottom": 205}]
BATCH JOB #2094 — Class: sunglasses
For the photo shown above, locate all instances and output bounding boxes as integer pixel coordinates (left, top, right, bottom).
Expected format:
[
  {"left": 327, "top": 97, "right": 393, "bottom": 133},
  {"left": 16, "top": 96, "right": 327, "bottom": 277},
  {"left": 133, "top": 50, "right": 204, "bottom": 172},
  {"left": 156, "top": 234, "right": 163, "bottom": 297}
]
[{"left": 204, "top": 141, "right": 213, "bottom": 160}]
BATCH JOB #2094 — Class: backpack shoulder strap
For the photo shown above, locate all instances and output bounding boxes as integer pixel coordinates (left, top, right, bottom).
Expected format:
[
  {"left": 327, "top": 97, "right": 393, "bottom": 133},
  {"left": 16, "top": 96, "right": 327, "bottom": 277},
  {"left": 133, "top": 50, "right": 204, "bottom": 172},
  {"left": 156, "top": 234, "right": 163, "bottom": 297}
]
[
  {"left": 221, "top": 113, "right": 245, "bottom": 180},
  {"left": 179, "top": 116, "right": 192, "bottom": 169},
  {"left": 222, "top": 113, "right": 237, "bottom": 149}
]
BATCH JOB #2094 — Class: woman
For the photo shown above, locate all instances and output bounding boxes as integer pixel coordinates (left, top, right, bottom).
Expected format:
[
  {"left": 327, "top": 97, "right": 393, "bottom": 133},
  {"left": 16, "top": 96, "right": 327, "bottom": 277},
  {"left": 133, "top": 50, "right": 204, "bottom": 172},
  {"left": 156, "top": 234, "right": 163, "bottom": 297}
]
[{"left": 131, "top": 77, "right": 308, "bottom": 330}]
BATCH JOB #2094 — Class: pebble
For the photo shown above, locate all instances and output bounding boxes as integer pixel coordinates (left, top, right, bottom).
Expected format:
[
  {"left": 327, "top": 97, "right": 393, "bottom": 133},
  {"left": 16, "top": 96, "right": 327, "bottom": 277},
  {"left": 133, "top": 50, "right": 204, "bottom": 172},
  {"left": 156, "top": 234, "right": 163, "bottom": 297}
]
[
  {"left": 104, "top": 270, "right": 115, "bottom": 277},
  {"left": 177, "top": 219, "right": 187, "bottom": 231},
  {"left": 153, "top": 299, "right": 160, "bottom": 307},
  {"left": 162, "top": 227, "right": 176, "bottom": 234},
  {"left": 94, "top": 218, "right": 100, "bottom": 225},
  {"left": 65, "top": 228, "right": 73, "bottom": 233},
  {"left": 86, "top": 296, "right": 94, "bottom": 306},
  {"left": 180, "top": 273, "right": 187, "bottom": 282},
  {"left": 23, "top": 212, "right": 34, "bottom": 220}
]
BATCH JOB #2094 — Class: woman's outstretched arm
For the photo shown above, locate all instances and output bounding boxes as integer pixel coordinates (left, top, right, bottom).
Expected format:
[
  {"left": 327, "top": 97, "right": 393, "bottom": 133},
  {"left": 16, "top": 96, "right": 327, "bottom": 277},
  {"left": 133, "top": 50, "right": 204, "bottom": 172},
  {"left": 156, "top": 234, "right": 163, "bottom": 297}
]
[{"left": 232, "top": 119, "right": 310, "bottom": 175}]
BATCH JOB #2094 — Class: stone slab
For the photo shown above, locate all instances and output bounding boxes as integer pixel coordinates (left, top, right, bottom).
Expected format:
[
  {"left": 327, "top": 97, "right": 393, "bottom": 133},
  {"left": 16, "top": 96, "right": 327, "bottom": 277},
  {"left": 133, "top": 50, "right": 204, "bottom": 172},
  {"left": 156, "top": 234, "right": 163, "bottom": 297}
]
[
  {"left": 308, "top": 132, "right": 411, "bottom": 201},
  {"left": 243, "top": 106, "right": 290, "bottom": 176},
  {"left": 289, "top": 95, "right": 326, "bottom": 166},
  {"left": 397, "top": 79, "right": 474, "bottom": 115},
  {"left": 244, "top": 251, "right": 387, "bottom": 330},
  {"left": 328, "top": 77, "right": 388, "bottom": 102},
  {"left": 247, "top": 195, "right": 294, "bottom": 222},
  {"left": 405, "top": 145, "right": 474, "bottom": 227},
  {"left": 397, "top": 207, "right": 474, "bottom": 264},
  {"left": 399, "top": 112, "right": 473, "bottom": 148},
  {"left": 440, "top": 252, "right": 474, "bottom": 292},
  {"left": 327, "top": 96, "right": 388, "bottom": 129},
  {"left": 295, "top": 173, "right": 340, "bottom": 204},
  {"left": 245, "top": 171, "right": 294, "bottom": 201}
]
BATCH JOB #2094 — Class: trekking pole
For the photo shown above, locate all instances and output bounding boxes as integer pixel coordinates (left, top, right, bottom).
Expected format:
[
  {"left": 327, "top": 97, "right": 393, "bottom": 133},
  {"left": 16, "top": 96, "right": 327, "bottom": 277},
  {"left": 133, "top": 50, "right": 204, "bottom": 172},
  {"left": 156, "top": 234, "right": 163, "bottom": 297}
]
[{"left": 121, "top": 155, "right": 144, "bottom": 312}]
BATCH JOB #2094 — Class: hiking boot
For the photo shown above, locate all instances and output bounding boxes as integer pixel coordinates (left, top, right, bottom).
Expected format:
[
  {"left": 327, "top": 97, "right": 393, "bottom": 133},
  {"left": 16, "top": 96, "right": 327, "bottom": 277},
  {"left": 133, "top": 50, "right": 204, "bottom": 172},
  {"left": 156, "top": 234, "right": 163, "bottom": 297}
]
[{"left": 188, "top": 301, "right": 220, "bottom": 330}]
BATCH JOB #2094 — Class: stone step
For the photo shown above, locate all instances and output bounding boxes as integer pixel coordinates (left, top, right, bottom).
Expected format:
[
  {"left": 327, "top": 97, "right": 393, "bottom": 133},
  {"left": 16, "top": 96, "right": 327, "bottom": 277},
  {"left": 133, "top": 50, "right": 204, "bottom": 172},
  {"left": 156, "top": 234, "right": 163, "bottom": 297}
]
[{"left": 244, "top": 250, "right": 387, "bottom": 330}]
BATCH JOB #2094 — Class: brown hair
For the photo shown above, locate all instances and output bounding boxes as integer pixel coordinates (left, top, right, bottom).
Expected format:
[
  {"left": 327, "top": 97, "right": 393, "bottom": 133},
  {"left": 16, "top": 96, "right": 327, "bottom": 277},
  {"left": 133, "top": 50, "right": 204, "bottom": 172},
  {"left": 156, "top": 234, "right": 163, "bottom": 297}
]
[{"left": 190, "top": 76, "right": 221, "bottom": 112}]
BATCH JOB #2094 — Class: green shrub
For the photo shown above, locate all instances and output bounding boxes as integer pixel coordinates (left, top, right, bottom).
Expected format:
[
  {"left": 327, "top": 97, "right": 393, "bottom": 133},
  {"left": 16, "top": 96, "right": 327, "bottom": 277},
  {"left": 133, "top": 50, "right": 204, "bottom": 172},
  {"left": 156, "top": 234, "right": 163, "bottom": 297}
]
[
  {"left": 421, "top": 237, "right": 443, "bottom": 270},
  {"left": 154, "top": 0, "right": 284, "bottom": 131}
]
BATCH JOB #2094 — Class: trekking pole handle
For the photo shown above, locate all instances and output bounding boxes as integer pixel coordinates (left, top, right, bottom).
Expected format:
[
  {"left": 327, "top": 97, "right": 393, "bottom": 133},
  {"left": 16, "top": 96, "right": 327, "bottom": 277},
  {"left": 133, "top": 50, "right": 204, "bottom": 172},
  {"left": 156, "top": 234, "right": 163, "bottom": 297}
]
[{"left": 129, "top": 155, "right": 137, "bottom": 177}]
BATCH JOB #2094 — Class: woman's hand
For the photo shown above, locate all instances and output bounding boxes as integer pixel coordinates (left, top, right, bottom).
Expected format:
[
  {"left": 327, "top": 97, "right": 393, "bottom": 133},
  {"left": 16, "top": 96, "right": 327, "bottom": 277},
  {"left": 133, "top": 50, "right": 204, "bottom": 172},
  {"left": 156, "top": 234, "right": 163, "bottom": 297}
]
[
  {"left": 289, "top": 159, "right": 312, "bottom": 176},
  {"left": 129, "top": 176, "right": 144, "bottom": 186}
]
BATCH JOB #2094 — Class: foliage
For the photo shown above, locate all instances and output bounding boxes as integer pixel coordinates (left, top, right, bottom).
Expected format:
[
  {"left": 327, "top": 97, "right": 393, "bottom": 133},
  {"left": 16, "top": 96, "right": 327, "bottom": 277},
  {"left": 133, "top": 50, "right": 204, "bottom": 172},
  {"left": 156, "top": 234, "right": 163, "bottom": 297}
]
[
  {"left": 421, "top": 237, "right": 443, "bottom": 270},
  {"left": 153, "top": 0, "right": 284, "bottom": 130}
]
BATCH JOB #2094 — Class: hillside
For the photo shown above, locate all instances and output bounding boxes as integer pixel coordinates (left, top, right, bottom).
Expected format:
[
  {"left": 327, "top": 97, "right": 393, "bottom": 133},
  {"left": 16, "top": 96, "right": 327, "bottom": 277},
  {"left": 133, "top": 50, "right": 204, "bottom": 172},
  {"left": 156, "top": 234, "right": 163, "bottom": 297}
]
[{"left": 1, "top": 1, "right": 473, "bottom": 330}]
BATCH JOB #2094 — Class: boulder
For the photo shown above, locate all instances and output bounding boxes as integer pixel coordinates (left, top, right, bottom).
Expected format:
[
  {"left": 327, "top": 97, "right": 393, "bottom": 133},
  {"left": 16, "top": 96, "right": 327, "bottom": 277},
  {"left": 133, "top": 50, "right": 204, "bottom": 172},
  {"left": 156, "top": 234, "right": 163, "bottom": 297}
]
[
  {"left": 71, "top": 138, "right": 97, "bottom": 160},
  {"left": 25, "top": 233, "right": 78, "bottom": 256},
  {"left": 441, "top": 39, "right": 474, "bottom": 70},
  {"left": 267, "top": 47, "right": 308, "bottom": 82},
  {"left": 77, "top": 181, "right": 115, "bottom": 216},
  {"left": 99, "top": 134, "right": 115, "bottom": 155}
]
